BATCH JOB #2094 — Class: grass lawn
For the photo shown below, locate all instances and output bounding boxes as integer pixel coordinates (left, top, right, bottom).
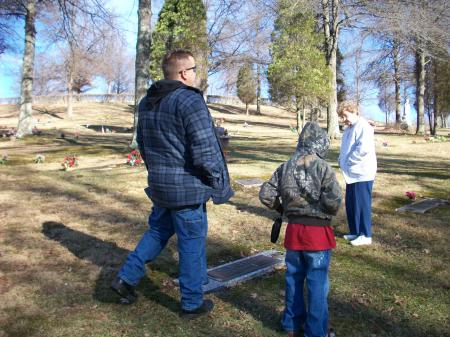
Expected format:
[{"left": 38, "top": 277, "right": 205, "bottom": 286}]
[{"left": 0, "top": 102, "right": 449, "bottom": 337}]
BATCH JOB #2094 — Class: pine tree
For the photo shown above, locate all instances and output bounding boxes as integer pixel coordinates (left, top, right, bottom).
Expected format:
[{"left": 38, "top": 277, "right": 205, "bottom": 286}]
[
  {"left": 268, "top": 2, "right": 330, "bottom": 132},
  {"left": 150, "top": 0, "right": 208, "bottom": 92},
  {"left": 236, "top": 63, "right": 257, "bottom": 116}
]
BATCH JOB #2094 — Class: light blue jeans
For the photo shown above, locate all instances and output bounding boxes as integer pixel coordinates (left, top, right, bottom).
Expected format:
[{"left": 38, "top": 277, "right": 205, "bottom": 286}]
[
  {"left": 282, "top": 249, "right": 331, "bottom": 337},
  {"left": 118, "top": 204, "right": 208, "bottom": 311}
]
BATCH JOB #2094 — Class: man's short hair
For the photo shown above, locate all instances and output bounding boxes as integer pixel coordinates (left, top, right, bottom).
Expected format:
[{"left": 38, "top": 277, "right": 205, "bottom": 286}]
[
  {"left": 338, "top": 101, "right": 359, "bottom": 116},
  {"left": 162, "top": 49, "right": 194, "bottom": 78}
]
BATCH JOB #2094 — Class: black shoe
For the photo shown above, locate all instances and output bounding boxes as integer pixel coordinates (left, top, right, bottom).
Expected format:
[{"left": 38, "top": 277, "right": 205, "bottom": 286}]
[
  {"left": 180, "top": 299, "right": 214, "bottom": 320},
  {"left": 327, "top": 328, "right": 336, "bottom": 337},
  {"left": 111, "top": 277, "right": 137, "bottom": 305}
]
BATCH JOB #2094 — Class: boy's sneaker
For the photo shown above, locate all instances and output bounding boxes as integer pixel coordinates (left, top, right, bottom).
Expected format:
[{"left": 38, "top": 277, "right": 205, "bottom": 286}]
[
  {"left": 350, "top": 235, "right": 372, "bottom": 246},
  {"left": 343, "top": 234, "right": 358, "bottom": 241},
  {"left": 327, "top": 328, "right": 337, "bottom": 337},
  {"left": 111, "top": 277, "right": 137, "bottom": 305},
  {"left": 180, "top": 299, "right": 214, "bottom": 320}
]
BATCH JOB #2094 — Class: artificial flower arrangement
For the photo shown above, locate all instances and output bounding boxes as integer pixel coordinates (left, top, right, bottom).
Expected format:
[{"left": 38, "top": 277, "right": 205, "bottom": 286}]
[
  {"left": 61, "top": 155, "right": 78, "bottom": 171},
  {"left": 35, "top": 154, "right": 45, "bottom": 164},
  {"left": 405, "top": 191, "right": 417, "bottom": 200},
  {"left": 0, "top": 153, "right": 8, "bottom": 165},
  {"left": 126, "top": 150, "right": 143, "bottom": 166}
]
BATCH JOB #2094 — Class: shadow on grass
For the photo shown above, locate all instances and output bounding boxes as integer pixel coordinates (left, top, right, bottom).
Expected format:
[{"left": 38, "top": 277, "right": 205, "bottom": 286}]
[
  {"left": 228, "top": 200, "right": 277, "bottom": 221},
  {"left": 210, "top": 105, "right": 293, "bottom": 130},
  {"left": 377, "top": 153, "right": 450, "bottom": 180},
  {"left": 40, "top": 221, "right": 287, "bottom": 336},
  {"left": 82, "top": 124, "right": 133, "bottom": 133},
  {"left": 329, "top": 296, "right": 443, "bottom": 337},
  {"left": 33, "top": 107, "right": 64, "bottom": 119},
  {"left": 41, "top": 221, "right": 180, "bottom": 315}
]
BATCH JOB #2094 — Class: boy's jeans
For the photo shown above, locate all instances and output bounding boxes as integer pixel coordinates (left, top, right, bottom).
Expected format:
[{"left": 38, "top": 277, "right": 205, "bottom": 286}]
[
  {"left": 118, "top": 204, "right": 208, "bottom": 311},
  {"left": 282, "top": 249, "right": 331, "bottom": 337}
]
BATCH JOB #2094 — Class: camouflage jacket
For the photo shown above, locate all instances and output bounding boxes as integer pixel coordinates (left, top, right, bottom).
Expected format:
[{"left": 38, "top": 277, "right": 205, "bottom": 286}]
[{"left": 259, "top": 122, "right": 342, "bottom": 225}]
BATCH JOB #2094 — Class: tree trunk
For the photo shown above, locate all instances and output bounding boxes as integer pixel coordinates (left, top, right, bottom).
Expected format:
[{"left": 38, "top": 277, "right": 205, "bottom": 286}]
[
  {"left": 295, "top": 98, "right": 302, "bottom": 133},
  {"left": 67, "top": 69, "right": 74, "bottom": 117},
  {"left": 393, "top": 40, "right": 401, "bottom": 127},
  {"left": 310, "top": 107, "right": 319, "bottom": 122},
  {"left": 197, "top": 47, "right": 209, "bottom": 95},
  {"left": 245, "top": 103, "right": 249, "bottom": 116},
  {"left": 131, "top": 0, "right": 152, "bottom": 148},
  {"left": 322, "top": 0, "right": 340, "bottom": 139},
  {"left": 16, "top": 0, "right": 36, "bottom": 138},
  {"left": 327, "top": 52, "right": 339, "bottom": 138},
  {"left": 415, "top": 48, "right": 425, "bottom": 134},
  {"left": 301, "top": 106, "right": 306, "bottom": 130},
  {"left": 431, "top": 62, "right": 438, "bottom": 136},
  {"left": 256, "top": 64, "right": 261, "bottom": 115}
]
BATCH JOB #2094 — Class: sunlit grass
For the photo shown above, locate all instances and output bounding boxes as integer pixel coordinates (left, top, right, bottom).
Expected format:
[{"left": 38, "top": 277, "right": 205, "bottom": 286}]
[{"left": 0, "top": 102, "right": 449, "bottom": 337}]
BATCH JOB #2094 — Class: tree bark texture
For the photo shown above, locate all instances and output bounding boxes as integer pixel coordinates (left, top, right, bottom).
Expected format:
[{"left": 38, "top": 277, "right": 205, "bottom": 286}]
[
  {"left": 415, "top": 48, "right": 425, "bottom": 134},
  {"left": 67, "top": 70, "right": 73, "bottom": 118},
  {"left": 431, "top": 64, "right": 437, "bottom": 135},
  {"left": 393, "top": 40, "right": 401, "bottom": 127},
  {"left": 322, "top": 0, "right": 340, "bottom": 139},
  {"left": 131, "top": 0, "right": 152, "bottom": 148},
  {"left": 16, "top": 0, "right": 36, "bottom": 138},
  {"left": 256, "top": 64, "right": 261, "bottom": 115}
]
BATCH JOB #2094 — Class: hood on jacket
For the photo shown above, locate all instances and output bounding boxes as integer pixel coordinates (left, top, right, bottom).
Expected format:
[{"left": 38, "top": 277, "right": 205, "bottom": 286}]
[
  {"left": 295, "top": 122, "right": 330, "bottom": 159},
  {"left": 142, "top": 79, "right": 202, "bottom": 110}
]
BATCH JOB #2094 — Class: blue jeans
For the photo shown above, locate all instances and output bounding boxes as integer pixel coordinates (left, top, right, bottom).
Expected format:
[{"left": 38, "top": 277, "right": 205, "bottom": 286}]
[
  {"left": 282, "top": 250, "right": 331, "bottom": 337},
  {"left": 345, "top": 181, "right": 374, "bottom": 237},
  {"left": 118, "top": 203, "right": 208, "bottom": 311}
]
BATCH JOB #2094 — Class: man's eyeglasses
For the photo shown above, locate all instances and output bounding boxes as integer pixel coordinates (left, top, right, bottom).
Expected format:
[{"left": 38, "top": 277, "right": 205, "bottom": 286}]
[{"left": 180, "top": 66, "right": 197, "bottom": 74}]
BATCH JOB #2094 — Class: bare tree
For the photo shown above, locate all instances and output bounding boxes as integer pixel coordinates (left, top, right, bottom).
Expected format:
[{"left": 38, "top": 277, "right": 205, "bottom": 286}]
[
  {"left": 4, "top": 0, "right": 115, "bottom": 136},
  {"left": 38, "top": 2, "right": 117, "bottom": 117},
  {"left": 130, "top": 0, "right": 151, "bottom": 149},
  {"left": 17, "top": 0, "right": 37, "bottom": 138},
  {"left": 321, "top": 0, "right": 341, "bottom": 138},
  {"left": 376, "top": 73, "right": 395, "bottom": 125},
  {"left": 206, "top": 0, "right": 270, "bottom": 101},
  {"left": 360, "top": 0, "right": 449, "bottom": 134},
  {"left": 98, "top": 35, "right": 134, "bottom": 94},
  {"left": 1, "top": 0, "right": 43, "bottom": 137}
]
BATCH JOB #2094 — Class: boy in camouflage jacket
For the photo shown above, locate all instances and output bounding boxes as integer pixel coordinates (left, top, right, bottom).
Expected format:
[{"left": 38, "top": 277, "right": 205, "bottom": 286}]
[{"left": 259, "top": 122, "right": 342, "bottom": 337}]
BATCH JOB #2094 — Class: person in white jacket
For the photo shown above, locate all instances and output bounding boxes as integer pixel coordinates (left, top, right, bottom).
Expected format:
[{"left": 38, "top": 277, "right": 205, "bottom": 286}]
[{"left": 338, "top": 101, "right": 377, "bottom": 246}]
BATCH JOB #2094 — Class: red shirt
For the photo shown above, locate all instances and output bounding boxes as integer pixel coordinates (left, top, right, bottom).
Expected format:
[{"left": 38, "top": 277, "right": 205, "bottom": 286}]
[{"left": 284, "top": 223, "right": 336, "bottom": 251}]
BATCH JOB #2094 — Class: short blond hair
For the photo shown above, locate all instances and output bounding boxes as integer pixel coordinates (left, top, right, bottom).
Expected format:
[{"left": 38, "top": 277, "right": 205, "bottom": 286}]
[{"left": 338, "top": 101, "right": 359, "bottom": 116}]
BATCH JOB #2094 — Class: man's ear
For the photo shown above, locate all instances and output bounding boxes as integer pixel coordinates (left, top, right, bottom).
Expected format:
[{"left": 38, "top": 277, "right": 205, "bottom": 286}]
[{"left": 179, "top": 70, "right": 187, "bottom": 81}]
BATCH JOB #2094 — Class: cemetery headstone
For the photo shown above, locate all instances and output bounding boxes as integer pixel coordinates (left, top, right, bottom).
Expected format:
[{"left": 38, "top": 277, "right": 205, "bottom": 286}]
[
  {"left": 235, "top": 178, "right": 264, "bottom": 188},
  {"left": 396, "top": 198, "right": 448, "bottom": 214}
]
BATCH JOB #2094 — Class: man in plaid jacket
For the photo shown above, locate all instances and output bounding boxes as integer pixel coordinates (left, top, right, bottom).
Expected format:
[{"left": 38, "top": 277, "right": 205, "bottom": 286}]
[{"left": 111, "top": 50, "right": 233, "bottom": 319}]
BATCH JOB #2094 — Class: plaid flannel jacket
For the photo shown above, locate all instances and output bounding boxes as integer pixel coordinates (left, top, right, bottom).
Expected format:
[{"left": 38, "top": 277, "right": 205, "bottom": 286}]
[{"left": 137, "top": 86, "right": 234, "bottom": 208}]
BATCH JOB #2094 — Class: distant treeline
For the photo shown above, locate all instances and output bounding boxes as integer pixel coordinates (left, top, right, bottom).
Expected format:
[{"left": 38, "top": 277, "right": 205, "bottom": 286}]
[{"left": 0, "top": 94, "right": 274, "bottom": 106}]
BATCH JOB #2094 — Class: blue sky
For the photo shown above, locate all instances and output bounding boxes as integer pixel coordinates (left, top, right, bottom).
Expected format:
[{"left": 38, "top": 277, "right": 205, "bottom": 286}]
[{"left": 0, "top": 1, "right": 411, "bottom": 123}]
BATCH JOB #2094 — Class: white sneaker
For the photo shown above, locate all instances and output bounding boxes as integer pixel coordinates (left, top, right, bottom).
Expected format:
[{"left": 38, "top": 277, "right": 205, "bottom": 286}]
[
  {"left": 343, "top": 234, "right": 358, "bottom": 241},
  {"left": 350, "top": 235, "right": 372, "bottom": 246}
]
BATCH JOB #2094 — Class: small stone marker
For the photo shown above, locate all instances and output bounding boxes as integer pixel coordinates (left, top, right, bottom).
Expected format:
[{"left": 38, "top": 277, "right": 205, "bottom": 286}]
[
  {"left": 235, "top": 178, "right": 264, "bottom": 188},
  {"left": 174, "top": 250, "right": 284, "bottom": 293},
  {"left": 396, "top": 198, "right": 448, "bottom": 214}
]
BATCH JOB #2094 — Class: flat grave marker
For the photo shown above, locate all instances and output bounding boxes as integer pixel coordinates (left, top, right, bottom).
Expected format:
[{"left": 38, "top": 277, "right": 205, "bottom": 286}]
[
  {"left": 396, "top": 198, "right": 448, "bottom": 214},
  {"left": 175, "top": 250, "right": 284, "bottom": 293},
  {"left": 235, "top": 178, "right": 264, "bottom": 188}
]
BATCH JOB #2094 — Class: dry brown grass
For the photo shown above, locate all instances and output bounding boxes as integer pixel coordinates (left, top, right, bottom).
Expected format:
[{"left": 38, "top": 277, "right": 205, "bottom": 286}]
[{"left": 0, "top": 102, "right": 449, "bottom": 337}]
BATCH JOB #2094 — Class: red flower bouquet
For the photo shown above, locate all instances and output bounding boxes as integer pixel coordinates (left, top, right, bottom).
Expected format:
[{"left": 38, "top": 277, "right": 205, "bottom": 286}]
[
  {"left": 127, "top": 150, "right": 143, "bottom": 166},
  {"left": 62, "top": 156, "right": 78, "bottom": 171}
]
